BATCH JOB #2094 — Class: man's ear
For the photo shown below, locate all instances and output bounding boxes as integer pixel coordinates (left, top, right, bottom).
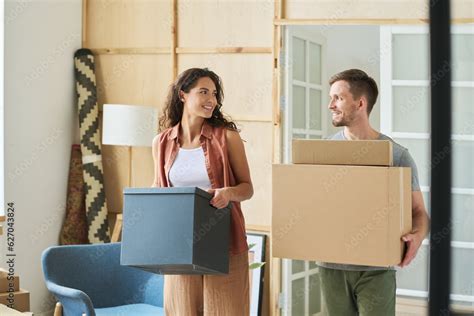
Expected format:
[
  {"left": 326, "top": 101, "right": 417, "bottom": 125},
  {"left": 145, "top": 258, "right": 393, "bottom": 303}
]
[{"left": 358, "top": 96, "right": 368, "bottom": 112}]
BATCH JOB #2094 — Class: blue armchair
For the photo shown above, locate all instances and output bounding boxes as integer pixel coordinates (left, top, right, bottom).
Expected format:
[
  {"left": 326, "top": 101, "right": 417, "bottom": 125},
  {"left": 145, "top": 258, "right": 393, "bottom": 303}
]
[{"left": 42, "top": 242, "right": 164, "bottom": 316}]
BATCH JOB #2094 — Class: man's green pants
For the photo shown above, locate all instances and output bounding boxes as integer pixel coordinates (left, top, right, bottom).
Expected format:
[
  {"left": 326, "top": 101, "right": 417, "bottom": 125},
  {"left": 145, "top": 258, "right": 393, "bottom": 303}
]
[{"left": 319, "top": 267, "right": 396, "bottom": 316}]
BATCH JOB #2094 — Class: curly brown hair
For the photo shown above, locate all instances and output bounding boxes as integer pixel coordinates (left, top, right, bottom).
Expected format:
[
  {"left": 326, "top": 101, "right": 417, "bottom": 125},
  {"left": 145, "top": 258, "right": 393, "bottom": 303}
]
[{"left": 159, "top": 68, "right": 238, "bottom": 131}]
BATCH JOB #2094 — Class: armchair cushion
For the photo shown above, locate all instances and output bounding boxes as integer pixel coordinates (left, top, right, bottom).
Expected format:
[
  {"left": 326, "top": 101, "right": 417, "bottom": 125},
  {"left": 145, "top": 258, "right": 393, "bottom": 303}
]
[{"left": 95, "top": 303, "right": 164, "bottom": 316}]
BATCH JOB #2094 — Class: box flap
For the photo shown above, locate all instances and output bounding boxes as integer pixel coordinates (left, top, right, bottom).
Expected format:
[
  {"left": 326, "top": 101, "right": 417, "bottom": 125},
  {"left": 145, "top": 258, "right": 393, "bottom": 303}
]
[
  {"left": 292, "top": 139, "right": 393, "bottom": 166},
  {"left": 124, "top": 187, "right": 212, "bottom": 200}
]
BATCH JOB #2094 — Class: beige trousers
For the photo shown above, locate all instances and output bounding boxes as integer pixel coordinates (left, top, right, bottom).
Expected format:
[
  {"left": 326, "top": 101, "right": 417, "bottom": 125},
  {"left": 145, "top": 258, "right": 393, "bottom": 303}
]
[{"left": 164, "top": 252, "right": 250, "bottom": 316}]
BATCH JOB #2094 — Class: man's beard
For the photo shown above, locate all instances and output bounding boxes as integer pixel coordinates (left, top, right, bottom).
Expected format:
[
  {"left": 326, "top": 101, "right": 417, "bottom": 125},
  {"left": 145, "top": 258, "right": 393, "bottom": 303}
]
[{"left": 332, "top": 110, "right": 356, "bottom": 127}]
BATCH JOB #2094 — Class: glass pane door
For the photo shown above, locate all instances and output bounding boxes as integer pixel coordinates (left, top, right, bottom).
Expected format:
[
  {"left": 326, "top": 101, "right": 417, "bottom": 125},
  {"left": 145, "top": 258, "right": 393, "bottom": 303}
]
[
  {"left": 380, "top": 25, "right": 474, "bottom": 308},
  {"left": 281, "top": 26, "right": 327, "bottom": 316}
]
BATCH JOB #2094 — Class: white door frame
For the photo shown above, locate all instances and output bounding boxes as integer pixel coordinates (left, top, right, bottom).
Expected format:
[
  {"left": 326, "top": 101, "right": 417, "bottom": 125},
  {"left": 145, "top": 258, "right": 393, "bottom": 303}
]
[{"left": 281, "top": 26, "right": 327, "bottom": 316}]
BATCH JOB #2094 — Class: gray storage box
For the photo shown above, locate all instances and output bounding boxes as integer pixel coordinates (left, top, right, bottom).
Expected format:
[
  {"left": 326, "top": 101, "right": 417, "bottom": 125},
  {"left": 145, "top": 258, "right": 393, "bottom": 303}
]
[{"left": 121, "top": 187, "right": 231, "bottom": 274}]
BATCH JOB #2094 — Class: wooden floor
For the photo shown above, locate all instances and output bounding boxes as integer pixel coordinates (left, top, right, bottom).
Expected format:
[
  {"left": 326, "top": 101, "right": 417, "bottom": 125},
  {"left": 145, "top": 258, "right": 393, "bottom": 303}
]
[
  {"left": 396, "top": 298, "right": 428, "bottom": 316},
  {"left": 396, "top": 298, "right": 474, "bottom": 316}
]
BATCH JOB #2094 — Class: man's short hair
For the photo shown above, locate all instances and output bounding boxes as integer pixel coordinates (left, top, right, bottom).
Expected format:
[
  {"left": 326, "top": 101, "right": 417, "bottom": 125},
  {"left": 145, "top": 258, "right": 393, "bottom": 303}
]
[{"left": 329, "top": 69, "right": 379, "bottom": 115}]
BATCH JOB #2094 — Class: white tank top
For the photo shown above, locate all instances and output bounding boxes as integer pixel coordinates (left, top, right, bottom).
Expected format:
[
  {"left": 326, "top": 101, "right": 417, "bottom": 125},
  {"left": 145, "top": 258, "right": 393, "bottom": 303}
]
[{"left": 168, "top": 146, "right": 212, "bottom": 190}]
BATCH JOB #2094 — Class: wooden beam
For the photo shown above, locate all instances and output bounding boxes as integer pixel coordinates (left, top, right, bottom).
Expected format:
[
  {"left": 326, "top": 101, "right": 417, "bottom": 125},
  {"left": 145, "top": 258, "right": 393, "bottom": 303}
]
[
  {"left": 246, "top": 224, "right": 271, "bottom": 233},
  {"left": 274, "top": 18, "right": 474, "bottom": 25},
  {"left": 171, "top": 0, "right": 178, "bottom": 79},
  {"left": 234, "top": 117, "right": 273, "bottom": 123},
  {"left": 273, "top": 0, "right": 283, "bottom": 162},
  {"left": 90, "top": 48, "right": 172, "bottom": 55},
  {"left": 176, "top": 47, "right": 272, "bottom": 54},
  {"left": 271, "top": 257, "right": 282, "bottom": 315},
  {"left": 280, "top": 0, "right": 286, "bottom": 21},
  {"left": 271, "top": 0, "right": 283, "bottom": 313},
  {"left": 87, "top": 47, "right": 273, "bottom": 55}
]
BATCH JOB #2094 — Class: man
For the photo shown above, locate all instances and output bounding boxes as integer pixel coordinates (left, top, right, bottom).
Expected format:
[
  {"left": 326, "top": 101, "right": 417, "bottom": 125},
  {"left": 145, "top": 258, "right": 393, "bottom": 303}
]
[{"left": 318, "top": 69, "right": 430, "bottom": 315}]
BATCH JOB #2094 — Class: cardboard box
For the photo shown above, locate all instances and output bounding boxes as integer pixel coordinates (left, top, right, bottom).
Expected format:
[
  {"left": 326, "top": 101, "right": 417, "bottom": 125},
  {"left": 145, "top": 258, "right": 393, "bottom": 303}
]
[
  {"left": 272, "top": 164, "right": 412, "bottom": 267},
  {"left": 292, "top": 139, "right": 393, "bottom": 166},
  {"left": 0, "top": 290, "right": 30, "bottom": 312},
  {"left": 121, "top": 187, "right": 231, "bottom": 274},
  {"left": 0, "top": 275, "right": 20, "bottom": 293},
  {"left": 0, "top": 303, "right": 28, "bottom": 315}
]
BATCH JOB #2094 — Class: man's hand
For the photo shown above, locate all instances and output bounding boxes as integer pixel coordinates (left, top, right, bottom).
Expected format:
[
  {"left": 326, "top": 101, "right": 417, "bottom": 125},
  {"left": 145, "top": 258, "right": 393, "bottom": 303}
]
[
  {"left": 400, "top": 191, "right": 430, "bottom": 268},
  {"left": 399, "top": 230, "right": 424, "bottom": 267},
  {"left": 207, "top": 188, "right": 231, "bottom": 209}
]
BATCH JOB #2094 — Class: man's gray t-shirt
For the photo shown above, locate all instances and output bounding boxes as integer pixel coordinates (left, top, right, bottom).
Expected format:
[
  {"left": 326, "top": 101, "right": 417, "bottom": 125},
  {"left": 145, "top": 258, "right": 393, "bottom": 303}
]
[{"left": 317, "top": 130, "right": 420, "bottom": 271}]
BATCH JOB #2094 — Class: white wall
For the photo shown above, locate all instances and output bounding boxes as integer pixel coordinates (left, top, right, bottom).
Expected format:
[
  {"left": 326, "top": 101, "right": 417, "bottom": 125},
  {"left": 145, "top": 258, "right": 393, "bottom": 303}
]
[
  {"left": 3, "top": 0, "right": 82, "bottom": 314},
  {"left": 297, "top": 25, "right": 381, "bottom": 136}
]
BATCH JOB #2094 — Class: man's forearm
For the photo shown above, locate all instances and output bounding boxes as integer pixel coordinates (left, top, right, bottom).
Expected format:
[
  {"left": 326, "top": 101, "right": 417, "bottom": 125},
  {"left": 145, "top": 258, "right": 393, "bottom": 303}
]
[{"left": 412, "top": 209, "right": 430, "bottom": 238}]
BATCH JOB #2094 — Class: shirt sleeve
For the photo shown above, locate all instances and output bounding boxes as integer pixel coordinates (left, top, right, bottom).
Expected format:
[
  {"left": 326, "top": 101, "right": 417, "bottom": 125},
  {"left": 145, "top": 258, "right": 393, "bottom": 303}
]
[{"left": 400, "top": 149, "right": 421, "bottom": 191}]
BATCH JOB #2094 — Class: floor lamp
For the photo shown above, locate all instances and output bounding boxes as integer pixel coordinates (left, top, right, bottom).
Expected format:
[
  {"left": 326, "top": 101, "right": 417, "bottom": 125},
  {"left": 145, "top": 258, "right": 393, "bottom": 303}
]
[{"left": 102, "top": 103, "right": 158, "bottom": 241}]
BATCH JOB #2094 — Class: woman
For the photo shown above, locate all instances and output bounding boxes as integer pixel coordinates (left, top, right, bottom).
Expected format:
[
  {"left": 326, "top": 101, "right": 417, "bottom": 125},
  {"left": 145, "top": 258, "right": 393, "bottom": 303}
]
[{"left": 152, "top": 68, "right": 253, "bottom": 315}]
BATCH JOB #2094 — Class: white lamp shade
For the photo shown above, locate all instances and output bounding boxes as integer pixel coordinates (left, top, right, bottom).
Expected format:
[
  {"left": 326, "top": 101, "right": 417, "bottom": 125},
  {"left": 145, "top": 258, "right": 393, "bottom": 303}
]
[{"left": 102, "top": 104, "right": 158, "bottom": 147}]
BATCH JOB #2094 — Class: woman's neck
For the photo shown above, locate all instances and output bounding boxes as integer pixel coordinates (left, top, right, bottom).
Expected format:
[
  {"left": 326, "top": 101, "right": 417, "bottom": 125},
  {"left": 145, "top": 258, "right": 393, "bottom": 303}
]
[{"left": 180, "top": 114, "right": 204, "bottom": 147}]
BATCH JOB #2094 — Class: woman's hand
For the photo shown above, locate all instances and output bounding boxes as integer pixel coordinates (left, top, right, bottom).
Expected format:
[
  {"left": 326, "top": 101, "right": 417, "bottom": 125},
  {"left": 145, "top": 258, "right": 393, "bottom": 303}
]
[{"left": 207, "top": 188, "right": 231, "bottom": 209}]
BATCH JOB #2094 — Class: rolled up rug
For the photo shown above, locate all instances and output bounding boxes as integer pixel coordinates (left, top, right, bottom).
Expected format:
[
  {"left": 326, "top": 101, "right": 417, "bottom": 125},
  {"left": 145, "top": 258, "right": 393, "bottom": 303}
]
[
  {"left": 59, "top": 145, "right": 88, "bottom": 245},
  {"left": 74, "top": 48, "right": 110, "bottom": 243}
]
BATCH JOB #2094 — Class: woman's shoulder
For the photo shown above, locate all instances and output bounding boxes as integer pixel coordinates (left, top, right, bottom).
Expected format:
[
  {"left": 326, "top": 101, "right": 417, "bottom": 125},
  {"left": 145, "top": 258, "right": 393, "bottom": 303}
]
[
  {"left": 222, "top": 128, "right": 242, "bottom": 147},
  {"left": 209, "top": 125, "right": 238, "bottom": 137},
  {"left": 224, "top": 127, "right": 240, "bottom": 138},
  {"left": 152, "top": 127, "right": 174, "bottom": 146},
  {"left": 159, "top": 126, "right": 174, "bottom": 137}
]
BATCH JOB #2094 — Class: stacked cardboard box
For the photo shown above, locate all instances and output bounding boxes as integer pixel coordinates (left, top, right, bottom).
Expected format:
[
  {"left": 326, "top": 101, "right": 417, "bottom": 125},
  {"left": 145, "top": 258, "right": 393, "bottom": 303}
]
[
  {"left": 0, "top": 269, "right": 30, "bottom": 312},
  {"left": 272, "top": 140, "right": 412, "bottom": 267}
]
